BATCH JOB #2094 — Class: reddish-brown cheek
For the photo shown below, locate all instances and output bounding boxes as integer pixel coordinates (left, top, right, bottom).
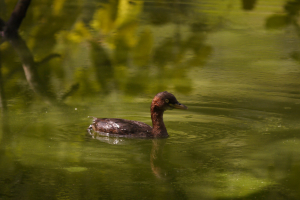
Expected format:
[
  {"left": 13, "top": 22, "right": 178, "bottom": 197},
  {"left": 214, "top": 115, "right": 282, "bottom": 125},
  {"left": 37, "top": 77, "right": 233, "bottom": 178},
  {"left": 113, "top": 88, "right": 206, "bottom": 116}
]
[{"left": 152, "top": 97, "right": 158, "bottom": 107}]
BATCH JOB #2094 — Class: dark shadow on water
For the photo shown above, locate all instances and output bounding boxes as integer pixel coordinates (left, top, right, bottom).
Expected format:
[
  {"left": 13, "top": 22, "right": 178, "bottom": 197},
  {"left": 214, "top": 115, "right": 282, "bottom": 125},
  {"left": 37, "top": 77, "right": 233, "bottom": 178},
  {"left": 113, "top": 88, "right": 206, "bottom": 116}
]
[
  {"left": 0, "top": 49, "right": 11, "bottom": 144},
  {"left": 150, "top": 139, "right": 189, "bottom": 199}
]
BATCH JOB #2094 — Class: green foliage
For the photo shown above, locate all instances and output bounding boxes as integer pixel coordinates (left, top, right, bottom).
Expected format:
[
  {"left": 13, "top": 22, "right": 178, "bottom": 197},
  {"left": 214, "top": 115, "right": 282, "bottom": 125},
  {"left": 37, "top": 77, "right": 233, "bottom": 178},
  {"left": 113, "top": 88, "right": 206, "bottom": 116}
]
[
  {"left": 265, "top": 14, "right": 290, "bottom": 29},
  {"left": 0, "top": 0, "right": 214, "bottom": 105},
  {"left": 284, "top": 0, "right": 300, "bottom": 16}
]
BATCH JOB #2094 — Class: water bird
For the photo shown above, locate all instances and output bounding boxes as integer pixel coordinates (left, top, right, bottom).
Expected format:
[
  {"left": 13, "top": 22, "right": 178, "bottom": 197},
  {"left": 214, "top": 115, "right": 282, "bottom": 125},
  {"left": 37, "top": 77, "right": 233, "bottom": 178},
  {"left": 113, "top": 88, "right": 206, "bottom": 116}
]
[{"left": 88, "top": 91, "right": 187, "bottom": 138}]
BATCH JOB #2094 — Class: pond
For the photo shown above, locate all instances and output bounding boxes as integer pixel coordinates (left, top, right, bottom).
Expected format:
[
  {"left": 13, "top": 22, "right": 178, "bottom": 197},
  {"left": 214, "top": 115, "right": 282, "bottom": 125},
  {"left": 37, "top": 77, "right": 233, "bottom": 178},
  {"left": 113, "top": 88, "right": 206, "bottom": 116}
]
[{"left": 1, "top": 0, "right": 300, "bottom": 199}]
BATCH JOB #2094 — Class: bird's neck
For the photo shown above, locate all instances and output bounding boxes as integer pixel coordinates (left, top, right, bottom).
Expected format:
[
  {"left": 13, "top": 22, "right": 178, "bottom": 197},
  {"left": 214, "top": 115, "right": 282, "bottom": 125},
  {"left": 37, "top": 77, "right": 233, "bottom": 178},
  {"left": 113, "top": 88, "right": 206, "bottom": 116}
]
[{"left": 151, "top": 107, "right": 168, "bottom": 138}]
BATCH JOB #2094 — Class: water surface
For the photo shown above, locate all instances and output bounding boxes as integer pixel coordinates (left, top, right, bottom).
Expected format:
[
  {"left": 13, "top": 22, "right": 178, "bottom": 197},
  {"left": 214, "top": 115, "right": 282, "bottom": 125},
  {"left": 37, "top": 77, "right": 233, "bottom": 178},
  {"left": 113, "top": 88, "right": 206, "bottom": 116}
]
[{"left": 1, "top": 0, "right": 300, "bottom": 199}]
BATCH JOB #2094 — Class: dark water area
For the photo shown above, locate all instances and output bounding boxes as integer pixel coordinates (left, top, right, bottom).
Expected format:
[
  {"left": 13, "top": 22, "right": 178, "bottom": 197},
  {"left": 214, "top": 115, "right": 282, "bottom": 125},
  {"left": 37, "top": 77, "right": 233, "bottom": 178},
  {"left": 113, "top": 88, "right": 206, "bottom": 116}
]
[{"left": 1, "top": 0, "right": 300, "bottom": 199}]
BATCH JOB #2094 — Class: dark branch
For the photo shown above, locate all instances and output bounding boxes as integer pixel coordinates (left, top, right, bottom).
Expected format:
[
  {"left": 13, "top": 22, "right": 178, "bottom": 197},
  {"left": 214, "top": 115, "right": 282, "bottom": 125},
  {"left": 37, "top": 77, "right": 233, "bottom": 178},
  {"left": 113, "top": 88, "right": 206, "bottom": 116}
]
[
  {"left": 0, "top": 18, "right": 5, "bottom": 31},
  {"left": 60, "top": 83, "right": 80, "bottom": 101},
  {"left": 8, "top": 33, "right": 57, "bottom": 103},
  {"left": 0, "top": 0, "right": 67, "bottom": 104},
  {"left": 0, "top": 50, "right": 7, "bottom": 111},
  {"left": 0, "top": 18, "right": 5, "bottom": 44},
  {"left": 4, "top": 0, "right": 31, "bottom": 36},
  {"left": 36, "top": 54, "right": 61, "bottom": 66}
]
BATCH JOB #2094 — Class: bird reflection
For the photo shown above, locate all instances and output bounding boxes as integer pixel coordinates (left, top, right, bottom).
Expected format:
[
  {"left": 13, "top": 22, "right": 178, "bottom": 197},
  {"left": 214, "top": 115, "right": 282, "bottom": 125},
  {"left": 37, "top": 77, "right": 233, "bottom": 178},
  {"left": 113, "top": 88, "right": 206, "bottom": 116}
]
[{"left": 150, "top": 138, "right": 167, "bottom": 179}]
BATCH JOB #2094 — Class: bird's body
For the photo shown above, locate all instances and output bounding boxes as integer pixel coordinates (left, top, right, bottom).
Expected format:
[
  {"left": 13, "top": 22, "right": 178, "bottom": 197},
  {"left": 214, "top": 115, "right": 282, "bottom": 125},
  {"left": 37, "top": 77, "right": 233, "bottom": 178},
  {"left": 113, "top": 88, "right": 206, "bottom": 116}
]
[
  {"left": 88, "top": 91, "right": 187, "bottom": 138},
  {"left": 90, "top": 118, "right": 153, "bottom": 137}
]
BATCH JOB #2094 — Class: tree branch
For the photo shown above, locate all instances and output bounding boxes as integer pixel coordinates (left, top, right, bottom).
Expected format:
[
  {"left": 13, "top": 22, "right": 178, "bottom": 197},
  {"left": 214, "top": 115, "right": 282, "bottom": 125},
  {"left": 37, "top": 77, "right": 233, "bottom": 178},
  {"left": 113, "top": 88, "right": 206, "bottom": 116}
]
[
  {"left": 36, "top": 54, "right": 61, "bottom": 66},
  {"left": 8, "top": 34, "right": 57, "bottom": 103},
  {"left": 0, "top": 50, "right": 7, "bottom": 111},
  {"left": 60, "top": 83, "right": 80, "bottom": 101},
  {"left": 0, "top": 18, "right": 5, "bottom": 31},
  {"left": 4, "top": 0, "right": 31, "bottom": 36}
]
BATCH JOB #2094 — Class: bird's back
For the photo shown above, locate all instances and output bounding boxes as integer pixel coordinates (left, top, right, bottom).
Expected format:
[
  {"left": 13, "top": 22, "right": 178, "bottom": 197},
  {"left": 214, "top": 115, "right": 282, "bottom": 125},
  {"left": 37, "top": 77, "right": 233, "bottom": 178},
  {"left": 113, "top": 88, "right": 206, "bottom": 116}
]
[{"left": 90, "top": 118, "right": 153, "bottom": 138}]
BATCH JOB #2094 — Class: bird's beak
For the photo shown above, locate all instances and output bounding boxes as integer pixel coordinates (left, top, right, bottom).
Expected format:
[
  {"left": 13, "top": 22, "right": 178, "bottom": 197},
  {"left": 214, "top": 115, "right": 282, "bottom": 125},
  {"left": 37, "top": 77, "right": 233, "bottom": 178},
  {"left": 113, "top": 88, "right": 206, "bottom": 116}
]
[{"left": 169, "top": 102, "right": 188, "bottom": 110}]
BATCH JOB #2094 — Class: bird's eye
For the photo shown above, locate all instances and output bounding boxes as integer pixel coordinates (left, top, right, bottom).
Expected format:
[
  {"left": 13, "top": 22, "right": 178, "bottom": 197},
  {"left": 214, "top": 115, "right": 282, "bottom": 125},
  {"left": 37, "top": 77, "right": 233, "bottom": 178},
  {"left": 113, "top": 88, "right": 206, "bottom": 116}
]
[{"left": 165, "top": 99, "right": 169, "bottom": 103}]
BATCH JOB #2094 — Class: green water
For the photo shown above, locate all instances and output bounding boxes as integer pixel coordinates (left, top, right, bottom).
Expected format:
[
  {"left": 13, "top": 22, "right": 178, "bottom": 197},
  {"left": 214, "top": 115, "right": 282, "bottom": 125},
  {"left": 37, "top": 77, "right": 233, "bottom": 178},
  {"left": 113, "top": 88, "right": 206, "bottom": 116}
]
[{"left": 1, "top": 0, "right": 300, "bottom": 199}]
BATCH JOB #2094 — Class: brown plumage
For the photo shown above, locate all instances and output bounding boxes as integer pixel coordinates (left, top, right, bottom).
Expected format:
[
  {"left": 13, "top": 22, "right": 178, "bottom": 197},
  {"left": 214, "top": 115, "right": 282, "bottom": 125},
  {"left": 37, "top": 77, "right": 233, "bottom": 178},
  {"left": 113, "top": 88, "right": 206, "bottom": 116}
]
[{"left": 88, "top": 91, "right": 187, "bottom": 138}]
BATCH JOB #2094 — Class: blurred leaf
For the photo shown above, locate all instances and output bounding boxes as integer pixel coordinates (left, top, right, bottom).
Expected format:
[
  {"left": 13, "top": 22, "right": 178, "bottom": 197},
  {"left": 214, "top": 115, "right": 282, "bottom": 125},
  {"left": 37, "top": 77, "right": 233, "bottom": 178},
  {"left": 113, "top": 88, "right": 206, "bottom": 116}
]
[
  {"left": 91, "top": 1, "right": 118, "bottom": 34},
  {"left": 91, "top": 0, "right": 140, "bottom": 49},
  {"left": 114, "top": 65, "right": 129, "bottom": 89},
  {"left": 53, "top": 0, "right": 66, "bottom": 15},
  {"left": 265, "top": 14, "right": 290, "bottom": 29},
  {"left": 115, "top": 21, "right": 138, "bottom": 48},
  {"left": 133, "top": 29, "right": 153, "bottom": 66},
  {"left": 147, "top": 5, "right": 171, "bottom": 25},
  {"left": 90, "top": 41, "right": 113, "bottom": 93},
  {"left": 153, "top": 38, "right": 175, "bottom": 66},
  {"left": 113, "top": 38, "right": 130, "bottom": 65},
  {"left": 115, "top": 0, "right": 143, "bottom": 29},
  {"left": 124, "top": 73, "right": 148, "bottom": 95},
  {"left": 68, "top": 21, "right": 92, "bottom": 43}
]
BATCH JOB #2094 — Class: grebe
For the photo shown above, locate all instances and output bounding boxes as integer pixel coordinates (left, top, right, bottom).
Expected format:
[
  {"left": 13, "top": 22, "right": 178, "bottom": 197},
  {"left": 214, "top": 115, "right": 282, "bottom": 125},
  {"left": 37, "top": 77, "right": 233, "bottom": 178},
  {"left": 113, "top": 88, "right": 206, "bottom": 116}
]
[{"left": 88, "top": 91, "right": 187, "bottom": 138}]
